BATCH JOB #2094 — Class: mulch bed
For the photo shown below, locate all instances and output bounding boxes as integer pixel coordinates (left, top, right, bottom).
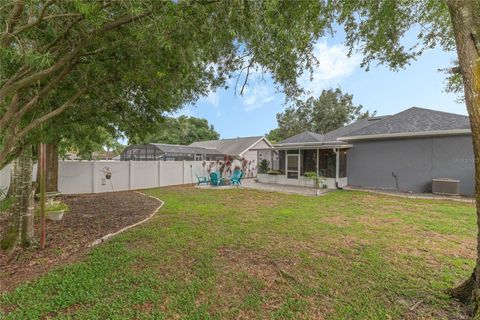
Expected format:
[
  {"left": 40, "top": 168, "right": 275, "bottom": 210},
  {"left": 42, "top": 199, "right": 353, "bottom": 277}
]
[{"left": 0, "top": 191, "right": 160, "bottom": 293}]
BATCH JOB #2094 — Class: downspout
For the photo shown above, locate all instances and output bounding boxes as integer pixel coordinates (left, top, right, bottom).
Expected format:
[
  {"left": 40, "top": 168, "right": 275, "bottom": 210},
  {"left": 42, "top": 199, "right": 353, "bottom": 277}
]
[{"left": 333, "top": 148, "right": 343, "bottom": 190}]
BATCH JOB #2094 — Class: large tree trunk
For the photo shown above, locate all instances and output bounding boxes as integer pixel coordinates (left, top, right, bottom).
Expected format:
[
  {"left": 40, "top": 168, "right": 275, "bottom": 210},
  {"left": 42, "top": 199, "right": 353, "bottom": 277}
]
[
  {"left": 447, "top": 0, "right": 480, "bottom": 316},
  {"left": 0, "top": 146, "right": 34, "bottom": 249}
]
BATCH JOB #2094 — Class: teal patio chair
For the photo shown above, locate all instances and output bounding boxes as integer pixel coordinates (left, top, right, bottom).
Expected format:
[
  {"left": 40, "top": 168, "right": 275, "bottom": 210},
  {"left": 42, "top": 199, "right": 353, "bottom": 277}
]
[
  {"left": 210, "top": 171, "right": 223, "bottom": 186},
  {"left": 230, "top": 169, "right": 244, "bottom": 186},
  {"left": 196, "top": 173, "right": 209, "bottom": 185}
]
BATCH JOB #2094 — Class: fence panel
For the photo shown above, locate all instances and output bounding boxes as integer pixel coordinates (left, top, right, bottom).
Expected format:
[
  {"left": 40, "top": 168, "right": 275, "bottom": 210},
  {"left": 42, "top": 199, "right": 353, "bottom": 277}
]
[
  {"left": 159, "top": 161, "right": 184, "bottom": 186},
  {"left": 95, "top": 161, "right": 130, "bottom": 193},
  {"left": 58, "top": 162, "right": 94, "bottom": 194},
  {"left": 131, "top": 161, "right": 159, "bottom": 190}
]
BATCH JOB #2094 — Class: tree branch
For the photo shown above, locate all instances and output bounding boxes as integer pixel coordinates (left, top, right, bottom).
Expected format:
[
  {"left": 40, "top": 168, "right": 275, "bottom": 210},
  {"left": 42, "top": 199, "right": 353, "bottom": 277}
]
[
  {"left": 0, "top": 46, "right": 81, "bottom": 103},
  {"left": 8, "top": 63, "right": 74, "bottom": 128},
  {"left": 1, "top": 0, "right": 24, "bottom": 47}
]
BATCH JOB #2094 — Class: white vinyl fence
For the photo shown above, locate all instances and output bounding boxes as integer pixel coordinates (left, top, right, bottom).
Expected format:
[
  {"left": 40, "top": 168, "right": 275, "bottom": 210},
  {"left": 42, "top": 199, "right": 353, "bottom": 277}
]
[{"left": 0, "top": 160, "right": 222, "bottom": 195}]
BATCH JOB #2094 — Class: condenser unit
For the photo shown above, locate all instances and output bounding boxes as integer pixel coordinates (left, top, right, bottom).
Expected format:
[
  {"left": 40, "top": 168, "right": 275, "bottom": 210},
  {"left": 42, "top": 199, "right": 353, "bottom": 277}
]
[{"left": 432, "top": 178, "right": 460, "bottom": 196}]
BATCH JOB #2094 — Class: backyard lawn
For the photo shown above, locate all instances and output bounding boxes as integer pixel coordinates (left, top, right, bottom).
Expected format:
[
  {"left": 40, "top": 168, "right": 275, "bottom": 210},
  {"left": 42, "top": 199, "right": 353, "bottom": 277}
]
[{"left": 0, "top": 186, "right": 476, "bottom": 319}]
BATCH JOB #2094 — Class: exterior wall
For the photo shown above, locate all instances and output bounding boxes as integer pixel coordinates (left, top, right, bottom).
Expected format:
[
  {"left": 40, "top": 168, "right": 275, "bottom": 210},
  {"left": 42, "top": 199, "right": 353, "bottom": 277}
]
[
  {"left": 257, "top": 149, "right": 279, "bottom": 170},
  {"left": 242, "top": 150, "right": 258, "bottom": 177},
  {"left": 257, "top": 173, "right": 347, "bottom": 189},
  {"left": 346, "top": 135, "right": 474, "bottom": 195}
]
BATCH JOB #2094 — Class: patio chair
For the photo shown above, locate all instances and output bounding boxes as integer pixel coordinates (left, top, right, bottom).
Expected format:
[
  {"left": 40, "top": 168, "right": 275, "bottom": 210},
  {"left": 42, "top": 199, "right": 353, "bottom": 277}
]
[
  {"left": 210, "top": 171, "right": 223, "bottom": 186},
  {"left": 230, "top": 169, "right": 244, "bottom": 186},
  {"left": 195, "top": 173, "right": 209, "bottom": 185}
]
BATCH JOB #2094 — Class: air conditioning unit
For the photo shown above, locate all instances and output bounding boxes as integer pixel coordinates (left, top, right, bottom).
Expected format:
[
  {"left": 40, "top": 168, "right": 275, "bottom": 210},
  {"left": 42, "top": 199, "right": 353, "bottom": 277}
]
[{"left": 432, "top": 178, "right": 460, "bottom": 196}]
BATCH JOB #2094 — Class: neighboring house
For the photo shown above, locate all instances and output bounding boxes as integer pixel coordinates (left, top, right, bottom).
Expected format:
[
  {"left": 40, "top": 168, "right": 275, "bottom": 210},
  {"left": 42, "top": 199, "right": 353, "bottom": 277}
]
[
  {"left": 190, "top": 136, "right": 273, "bottom": 167},
  {"left": 120, "top": 136, "right": 273, "bottom": 177},
  {"left": 262, "top": 107, "right": 474, "bottom": 195}
]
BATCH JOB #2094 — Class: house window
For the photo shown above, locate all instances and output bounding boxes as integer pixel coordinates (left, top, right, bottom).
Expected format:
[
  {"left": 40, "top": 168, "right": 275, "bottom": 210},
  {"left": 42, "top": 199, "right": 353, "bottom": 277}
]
[{"left": 195, "top": 154, "right": 203, "bottom": 161}]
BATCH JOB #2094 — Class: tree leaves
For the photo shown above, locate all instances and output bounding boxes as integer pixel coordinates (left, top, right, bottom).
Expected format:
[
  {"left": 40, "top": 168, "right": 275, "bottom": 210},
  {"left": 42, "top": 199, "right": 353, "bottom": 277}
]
[{"left": 267, "top": 88, "right": 374, "bottom": 142}]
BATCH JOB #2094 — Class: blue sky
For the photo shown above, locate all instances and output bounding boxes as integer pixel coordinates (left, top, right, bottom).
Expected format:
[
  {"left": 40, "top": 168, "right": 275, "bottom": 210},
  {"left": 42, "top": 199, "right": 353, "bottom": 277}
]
[{"left": 175, "top": 36, "right": 463, "bottom": 140}]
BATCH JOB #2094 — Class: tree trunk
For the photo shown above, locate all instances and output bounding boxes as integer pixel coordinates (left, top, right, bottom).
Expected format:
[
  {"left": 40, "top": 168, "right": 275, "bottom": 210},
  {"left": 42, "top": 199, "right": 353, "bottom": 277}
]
[
  {"left": 36, "top": 143, "right": 59, "bottom": 193},
  {"left": 447, "top": 0, "right": 480, "bottom": 316},
  {"left": 0, "top": 146, "right": 34, "bottom": 249}
]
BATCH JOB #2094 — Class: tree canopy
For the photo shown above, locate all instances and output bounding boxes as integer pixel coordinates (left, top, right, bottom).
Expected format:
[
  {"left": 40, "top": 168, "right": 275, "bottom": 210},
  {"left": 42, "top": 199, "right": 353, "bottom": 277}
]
[
  {"left": 0, "top": 0, "right": 332, "bottom": 169},
  {"left": 267, "top": 88, "right": 373, "bottom": 142},
  {"left": 131, "top": 116, "right": 220, "bottom": 146}
]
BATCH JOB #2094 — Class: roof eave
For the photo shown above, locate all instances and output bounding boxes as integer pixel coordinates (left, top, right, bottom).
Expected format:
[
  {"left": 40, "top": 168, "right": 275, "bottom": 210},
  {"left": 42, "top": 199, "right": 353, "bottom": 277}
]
[
  {"left": 273, "top": 142, "right": 353, "bottom": 149},
  {"left": 339, "top": 129, "right": 472, "bottom": 141}
]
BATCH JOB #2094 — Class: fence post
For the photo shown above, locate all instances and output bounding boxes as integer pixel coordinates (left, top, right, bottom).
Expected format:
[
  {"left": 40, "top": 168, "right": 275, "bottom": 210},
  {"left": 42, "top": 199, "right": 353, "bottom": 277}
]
[
  {"left": 182, "top": 160, "right": 186, "bottom": 184},
  {"left": 129, "top": 160, "right": 133, "bottom": 190},
  {"left": 157, "top": 161, "right": 161, "bottom": 187},
  {"left": 92, "top": 161, "right": 97, "bottom": 193}
]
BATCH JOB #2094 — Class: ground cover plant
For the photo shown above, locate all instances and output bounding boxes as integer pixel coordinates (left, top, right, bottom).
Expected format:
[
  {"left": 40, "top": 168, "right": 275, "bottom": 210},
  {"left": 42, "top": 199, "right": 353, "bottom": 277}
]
[
  {"left": 0, "top": 187, "right": 476, "bottom": 319},
  {"left": 0, "top": 191, "right": 159, "bottom": 293}
]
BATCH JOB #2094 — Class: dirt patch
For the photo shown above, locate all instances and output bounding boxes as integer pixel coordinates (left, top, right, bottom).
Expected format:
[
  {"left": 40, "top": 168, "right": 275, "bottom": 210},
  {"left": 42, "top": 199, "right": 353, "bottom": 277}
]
[{"left": 0, "top": 191, "right": 160, "bottom": 293}]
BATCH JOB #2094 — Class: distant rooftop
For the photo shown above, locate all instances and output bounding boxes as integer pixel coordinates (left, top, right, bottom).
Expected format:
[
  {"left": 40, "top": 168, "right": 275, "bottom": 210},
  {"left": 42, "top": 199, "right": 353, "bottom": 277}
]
[{"left": 190, "top": 136, "right": 266, "bottom": 156}]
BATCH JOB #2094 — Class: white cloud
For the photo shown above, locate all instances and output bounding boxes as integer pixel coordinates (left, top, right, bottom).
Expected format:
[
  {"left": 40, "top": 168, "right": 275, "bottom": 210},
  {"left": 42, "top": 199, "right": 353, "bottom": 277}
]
[
  {"left": 299, "top": 40, "right": 361, "bottom": 97},
  {"left": 205, "top": 90, "right": 220, "bottom": 107},
  {"left": 242, "top": 83, "right": 275, "bottom": 111},
  {"left": 236, "top": 40, "right": 358, "bottom": 111},
  {"left": 233, "top": 66, "right": 276, "bottom": 111}
]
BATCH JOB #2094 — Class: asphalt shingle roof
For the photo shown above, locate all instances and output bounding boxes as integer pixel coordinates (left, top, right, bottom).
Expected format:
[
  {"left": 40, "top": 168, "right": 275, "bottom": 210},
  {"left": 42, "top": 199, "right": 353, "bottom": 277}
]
[
  {"left": 189, "top": 136, "right": 264, "bottom": 156},
  {"left": 343, "top": 107, "right": 471, "bottom": 137},
  {"left": 277, "top": 116, "right": 387, "bottom": 145},
  {"left": 278, "top": 131, "right": 324, "bottom": 144},
  {"left": 276, "top": 107, "right": 471, "bottom": 145}
]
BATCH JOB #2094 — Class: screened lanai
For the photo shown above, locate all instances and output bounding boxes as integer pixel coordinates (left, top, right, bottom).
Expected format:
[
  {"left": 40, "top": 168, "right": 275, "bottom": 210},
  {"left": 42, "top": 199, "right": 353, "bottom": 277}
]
[
  {"left": 257, "top": 130, "right": 352, "bottom": 189},
  {"left": 120, "top": 143, "right": 225, "bottom": 161}
]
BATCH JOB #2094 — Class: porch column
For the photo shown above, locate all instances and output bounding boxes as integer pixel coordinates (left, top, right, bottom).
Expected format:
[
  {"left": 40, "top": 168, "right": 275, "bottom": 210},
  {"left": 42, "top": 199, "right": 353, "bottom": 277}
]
[
  {"left": 335, "top": 148, "right": 339, "bottom": 183},
  {"left": 270, "top": 150, "right": 273, "bottom": 170},
  {"left": 316, "top": 149, "right": 319, "bottom": 176}
]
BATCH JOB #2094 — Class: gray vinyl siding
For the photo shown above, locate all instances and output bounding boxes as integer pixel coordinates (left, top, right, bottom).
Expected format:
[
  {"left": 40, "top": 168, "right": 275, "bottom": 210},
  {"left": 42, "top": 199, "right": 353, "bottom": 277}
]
[{"left": 346, "top": 135, "right": 474, "bottom": 196}]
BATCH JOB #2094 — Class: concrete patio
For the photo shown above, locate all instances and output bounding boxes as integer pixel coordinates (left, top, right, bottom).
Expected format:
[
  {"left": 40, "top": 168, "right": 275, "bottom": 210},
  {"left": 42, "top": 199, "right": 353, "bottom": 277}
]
[{"left": 241, "top": 178, "right": 330, "bottom": 196}]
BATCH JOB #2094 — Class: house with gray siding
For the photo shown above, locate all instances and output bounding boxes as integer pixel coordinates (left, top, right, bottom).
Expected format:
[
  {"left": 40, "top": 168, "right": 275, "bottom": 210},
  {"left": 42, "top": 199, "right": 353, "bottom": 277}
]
[{"left": 259, "top": 107, "right": 474, "bottom": 195}]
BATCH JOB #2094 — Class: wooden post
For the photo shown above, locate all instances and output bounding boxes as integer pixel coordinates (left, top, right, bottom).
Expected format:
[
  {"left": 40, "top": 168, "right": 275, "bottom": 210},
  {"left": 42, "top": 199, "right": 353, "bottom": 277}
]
[{"left": 39, "top": 143, "right": 46, "bottom": 250}]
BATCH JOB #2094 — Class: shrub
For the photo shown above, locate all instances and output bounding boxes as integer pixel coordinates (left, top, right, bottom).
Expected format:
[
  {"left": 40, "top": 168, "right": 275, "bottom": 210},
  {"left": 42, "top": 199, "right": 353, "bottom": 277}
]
[{"left": 258, "top": 159, "right": 269, "bottom": 173}]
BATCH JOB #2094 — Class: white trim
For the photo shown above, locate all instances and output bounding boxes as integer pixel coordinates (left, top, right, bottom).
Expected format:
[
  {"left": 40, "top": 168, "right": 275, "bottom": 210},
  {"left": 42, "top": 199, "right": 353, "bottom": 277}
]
[
  {"left": 239, "top": 137, "right": 274, "bottom": 156},
  {"left": 339, "top": 129, "right": 471, "bottom": 141}
]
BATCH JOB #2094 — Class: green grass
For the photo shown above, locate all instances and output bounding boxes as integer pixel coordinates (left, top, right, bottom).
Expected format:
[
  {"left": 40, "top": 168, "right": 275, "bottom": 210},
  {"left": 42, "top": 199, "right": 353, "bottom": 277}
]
[{"left": 0, "top": 187, "right": 476, "bottom": 319}]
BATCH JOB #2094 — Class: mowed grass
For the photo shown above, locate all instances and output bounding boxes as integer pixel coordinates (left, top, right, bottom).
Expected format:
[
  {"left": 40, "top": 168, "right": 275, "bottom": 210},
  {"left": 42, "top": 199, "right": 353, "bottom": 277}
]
[{"left": 0, "top": 186, "right": 476, "bottom": 319}]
